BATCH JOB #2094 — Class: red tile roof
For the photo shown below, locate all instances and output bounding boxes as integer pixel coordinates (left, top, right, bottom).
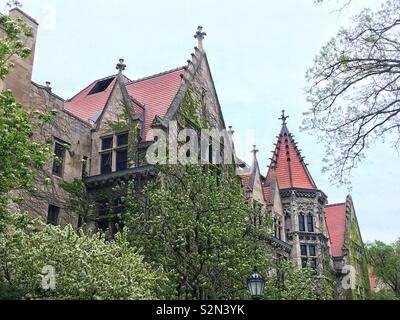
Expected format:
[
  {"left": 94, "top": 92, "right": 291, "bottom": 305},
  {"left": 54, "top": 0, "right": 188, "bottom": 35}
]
[
  {"left": 64, "top": 68, "right": 184, "bottom": 140},
  {"left": 64, "top": 76, "right": 118, "bottom": 124},
  {"left": 324, "top": 203, "right": 346, "bottom": 257},
  {"left": 265, "top": 125, "right": 317, "bottom": 190},
  {"left": 263, "top": 185, "right": 271, "bottom": 203},
  {"left": 126, "top": 68, "right": 184, "bottom": 140}
]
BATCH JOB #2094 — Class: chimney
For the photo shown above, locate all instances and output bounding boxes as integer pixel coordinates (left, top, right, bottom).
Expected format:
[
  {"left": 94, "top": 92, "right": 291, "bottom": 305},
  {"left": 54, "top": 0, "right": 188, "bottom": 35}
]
[{"left": 0, "top": 8, "right": 39, "bottom": 105}]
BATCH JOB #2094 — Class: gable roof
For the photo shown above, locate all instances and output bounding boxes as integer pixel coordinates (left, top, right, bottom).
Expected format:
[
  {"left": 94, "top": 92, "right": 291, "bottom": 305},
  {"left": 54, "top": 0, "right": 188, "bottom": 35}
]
[
  {"left": 324, "top": 203, "right": 346, "bottom": 257},
  {"left": 126, "top": 68, "right": 184, "bottom": 140},
  {"left": 265, "top": 121, "right": 317, "bottom": 190},
  {"left": 64, "top": 68, "right": 185, "bottom": 140}
]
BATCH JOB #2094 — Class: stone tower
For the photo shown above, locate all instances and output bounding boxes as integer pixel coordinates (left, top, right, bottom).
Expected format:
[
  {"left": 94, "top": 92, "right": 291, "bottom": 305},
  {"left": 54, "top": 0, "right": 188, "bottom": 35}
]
[{"left": 264, "top": 112, "right": 331, "bottom": 271}]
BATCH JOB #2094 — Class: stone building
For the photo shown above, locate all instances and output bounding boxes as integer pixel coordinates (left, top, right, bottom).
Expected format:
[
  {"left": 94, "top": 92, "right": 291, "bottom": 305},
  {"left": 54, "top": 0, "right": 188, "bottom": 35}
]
[{"left": 1, "top": 8, "right": 370, "bottom": 299}]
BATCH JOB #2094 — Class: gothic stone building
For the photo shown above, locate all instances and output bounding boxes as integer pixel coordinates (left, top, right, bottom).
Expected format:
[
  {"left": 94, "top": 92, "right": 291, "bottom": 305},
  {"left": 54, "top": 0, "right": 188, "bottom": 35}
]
[{"left": 1, "top": 8, "right": 370, "bottom": 299}]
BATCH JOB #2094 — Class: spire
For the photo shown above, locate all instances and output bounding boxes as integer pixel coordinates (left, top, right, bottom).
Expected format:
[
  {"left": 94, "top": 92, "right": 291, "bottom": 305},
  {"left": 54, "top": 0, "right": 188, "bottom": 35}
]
[
  {"left": 248, "top": 145, "right": 261, "bottom": 193},
  {"left": 116, "top": 58, "right": 126, "bottom": 74},
  {"left": 265, "top": 111, "right": 317, "bottom": 190},
  {"left": 194, "top": 26, "right": 207, "bottom": 51}
]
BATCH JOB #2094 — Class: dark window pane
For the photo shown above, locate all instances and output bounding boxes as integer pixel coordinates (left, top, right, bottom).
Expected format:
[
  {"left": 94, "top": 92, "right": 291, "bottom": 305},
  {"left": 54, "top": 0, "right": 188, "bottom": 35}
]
[
  {"left": 88, "top": 77, "right": 114, "bottom": 95},
  {"left": 301, "top": 258, "right": 308, "bottom": 269},
  {"left": 82, "top": 156, "right": 88, "bottom": 178},
  {"left": 307, "top": 214, "right": 314, "bottom": 232},
  {"left": 97, "top": 221, "right": 109, "bottom": 232},
  {"left": 117, "top": 133, "right": 128, "bottom": 147},
  {"left": 301, "top": 245, "right": 307, "bottom": 256},
  {"left": 47, "top": 205, "right": 60, "bottom": 225},
  {"left": 310, "top": 258, "right": 317, "bottom": 269},
  {"left": 98, "top": 203, "right": 109, "bottom": 216},
  {"left": 102, "top": 137, "right": 113, "bottom": 150},
  {"left": 309, "top": 245, "right": 316, "bottom": 257},
  {"left": 116, "top": 148, "right": 128, "bottom": 171},
  {"left": 101, "top": 152, "right": 112, "bottom": 174},
  {"left": 52, "top": 142, "right": 65, "bottom": 176},
  {"left": 299, "top": 214, "right": 305, "bottom": 232}
]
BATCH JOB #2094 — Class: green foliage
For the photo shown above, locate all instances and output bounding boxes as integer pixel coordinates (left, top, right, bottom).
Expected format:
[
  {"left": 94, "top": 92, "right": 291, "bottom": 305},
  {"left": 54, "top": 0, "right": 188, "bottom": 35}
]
[
  {"left": 178, "top": 85, "right": 208, "bottom": 129},
  {"left": 61, "top": 179, "right": 97, "bottom": 226},
  {"left": 0, "top": 15, "right": 33, "bottom": 80},
  {"left": 304, "top": 0, "right": 400, "bottom": 186},
  {"left": 123, "top": 164, "right": 270, "bottom": 299},
  {"left": 264, "top": 260, "right": 335, "bottom": 300},
  {"left": 366, "top": 240, "right": 400, "bottom": 298},
  {"left": 0, "top": 211, "right": 168, "bottom": 300}
]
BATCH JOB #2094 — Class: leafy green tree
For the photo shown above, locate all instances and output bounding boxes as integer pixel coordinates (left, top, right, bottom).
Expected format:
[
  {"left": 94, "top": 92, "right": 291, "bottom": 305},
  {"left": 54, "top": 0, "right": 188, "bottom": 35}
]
[
  {"left": 123, "top": 164, "right": 272, "bottom": 300},
  {"left": 0, "top": 14, "right": 53, "bottom": 223},
  {"left": 0, "top": 211, "right": 168, "bottom": 300},
  {"left": 366, "top": 240, "right": 400, "bottom": 298},
  {"left": 304, "top": 0, "right": 400, "bottom": 186}
]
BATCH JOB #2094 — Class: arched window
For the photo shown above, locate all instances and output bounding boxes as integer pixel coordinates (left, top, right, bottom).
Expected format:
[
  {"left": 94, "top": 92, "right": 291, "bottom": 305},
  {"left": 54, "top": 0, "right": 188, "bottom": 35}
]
[
  {"left": 298, "top": 213, "right": 305, "bottom": 232},
  {"left": 307, "top": 213, "right": 314, "bottom": 232}
]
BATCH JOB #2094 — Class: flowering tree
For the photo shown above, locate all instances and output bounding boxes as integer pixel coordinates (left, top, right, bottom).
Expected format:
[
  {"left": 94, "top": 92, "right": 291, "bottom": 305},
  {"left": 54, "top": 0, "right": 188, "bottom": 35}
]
[
  {"left": 0, "top": 212, "right": 168, "bottom": 300},
  {"left": 304, "top": 0, "right": 400, "bottom": 186}
]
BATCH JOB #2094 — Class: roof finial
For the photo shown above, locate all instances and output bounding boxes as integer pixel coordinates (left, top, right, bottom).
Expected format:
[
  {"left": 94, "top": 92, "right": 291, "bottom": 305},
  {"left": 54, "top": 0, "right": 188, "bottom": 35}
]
[
  {"left": 279, "top": 109, "right": 289, "bottom": 126},
  {"left": 6, "top": 0, "right": 23, "bottom": 9},
  {"left": 194, "top": 26, "right": 207, "bottom": 51},
  {"left": 116, "top": 58, "right": 126, "bottom": 74},
  {"left": 251, "top": 145, "right": 259, "bottom": 157}
]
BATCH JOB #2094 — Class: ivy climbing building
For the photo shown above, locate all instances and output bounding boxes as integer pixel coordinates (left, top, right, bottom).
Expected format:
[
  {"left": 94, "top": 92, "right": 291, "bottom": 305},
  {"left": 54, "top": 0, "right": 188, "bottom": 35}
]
[{"left": 1, "top": 8, "right": 370, "bottom": 299}]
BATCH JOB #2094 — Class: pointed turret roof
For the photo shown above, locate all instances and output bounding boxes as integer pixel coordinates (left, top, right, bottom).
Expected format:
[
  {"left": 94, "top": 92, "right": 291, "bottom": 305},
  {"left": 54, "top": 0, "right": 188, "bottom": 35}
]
[{"left": 265, "top": 111, "right": 317, "bottom": 190}]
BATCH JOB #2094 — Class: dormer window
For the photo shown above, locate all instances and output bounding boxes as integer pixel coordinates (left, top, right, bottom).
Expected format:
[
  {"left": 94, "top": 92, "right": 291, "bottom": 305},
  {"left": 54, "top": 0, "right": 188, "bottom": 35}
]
[{"left": 88, "top": 77, "right": 114, "bottom": 96}]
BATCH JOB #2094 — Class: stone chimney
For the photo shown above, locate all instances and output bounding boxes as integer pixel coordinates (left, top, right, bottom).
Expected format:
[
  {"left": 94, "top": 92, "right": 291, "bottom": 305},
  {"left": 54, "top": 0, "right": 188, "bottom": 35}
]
[{"left": 0, "top": 8, "right": 39, "bottom": 105}]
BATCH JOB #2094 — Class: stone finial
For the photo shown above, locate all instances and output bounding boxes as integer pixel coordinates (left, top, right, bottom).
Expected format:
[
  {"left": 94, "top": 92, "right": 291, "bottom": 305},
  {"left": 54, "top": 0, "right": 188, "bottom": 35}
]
[
  {"left": 251, "top": 145, "right": 259, "bottom": 156},
  {"left": 279, "top": 109, "right": 289, "bottom": 126},
  {"left": 228, "top": 126, "right": 235, "bottom": 136},
  {"left": 116, "top": 58, "right": 126, "bottom": 74},
  {"left": 194, "top": 26, "right": 207, "bottom": 51},
  {"left": 6, "top": 0, "right": 23, "bottom": 9},
  {"left": 45, "top": 81, "right": 52, "bottom": 92}
]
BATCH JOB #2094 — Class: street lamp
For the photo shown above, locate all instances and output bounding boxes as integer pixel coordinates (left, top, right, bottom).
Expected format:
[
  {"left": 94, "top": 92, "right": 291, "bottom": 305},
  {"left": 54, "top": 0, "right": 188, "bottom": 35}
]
[{"left": 247, "top": 267, "right": 265, "bottom": 300}]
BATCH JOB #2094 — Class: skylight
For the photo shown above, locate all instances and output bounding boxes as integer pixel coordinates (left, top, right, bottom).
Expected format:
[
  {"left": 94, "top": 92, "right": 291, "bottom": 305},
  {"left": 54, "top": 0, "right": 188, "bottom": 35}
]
[{"left": 87, "top": 77, "right": 114, "bottom": 95}]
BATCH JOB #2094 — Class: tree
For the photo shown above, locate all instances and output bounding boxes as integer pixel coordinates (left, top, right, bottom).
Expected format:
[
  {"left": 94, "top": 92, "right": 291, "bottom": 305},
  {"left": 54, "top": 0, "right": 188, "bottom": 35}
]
[
  {"left": 0, "top": 14, "right": 53, "bottom": 223},
  {"left": 304, "top": 0, "right": 400, "bottom": 186},
  {"left": 0, "top": 211, "right": 168, "bottom": 300},
  {"left": 366, "top": 240, "right": 400, "bottom": 298},
  {"left": 123, "top": 164, "right": 272, "bottom": 300}
]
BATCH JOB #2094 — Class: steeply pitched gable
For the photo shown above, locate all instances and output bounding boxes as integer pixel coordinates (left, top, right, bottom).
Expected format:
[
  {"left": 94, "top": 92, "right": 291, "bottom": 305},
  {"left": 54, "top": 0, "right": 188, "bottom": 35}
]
[{"left": 265, "top": 114, "right": 317, "bottom": 190}]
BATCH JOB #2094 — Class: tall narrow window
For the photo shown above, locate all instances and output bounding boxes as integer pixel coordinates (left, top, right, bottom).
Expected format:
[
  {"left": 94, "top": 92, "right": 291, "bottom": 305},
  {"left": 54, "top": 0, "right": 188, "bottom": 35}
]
[
  {"left": 299, "top": 213, "right": 305, "bottom": 232},
  {"left": 82, "top": 156, "right": 88, "bottom": 178},
  {"left": 300, "top": 245, "right": 307, "bottom": 256},
  {"left": 101, "top": 152, "right": 112, "bottom": 174},
  {"left": 278, "top": 219, "right": 282, "bottom": 240},
  {"left": 309, "top": 245, "right": 316, "bottom": 257},
  {"left": 116, "top": 149, "right": 128, "bottom": 171},
  {"left": 52, "top": 141, "right": 66, "bottom": 177},
  {"left": 307, "top": 213, "right": 314, "bottom": 232},
  {"left": 47, "top": 205, "right": 60, "bottom": 225}
]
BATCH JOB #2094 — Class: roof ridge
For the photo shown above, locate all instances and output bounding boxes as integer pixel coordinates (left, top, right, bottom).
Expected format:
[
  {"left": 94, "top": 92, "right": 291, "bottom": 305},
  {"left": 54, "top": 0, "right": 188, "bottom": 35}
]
[
  {"left": 126, "top": 66, "right": 185, "bottom": 85},
  {"left": 325, "top": 203, "right": 346, "bottom": 208}
]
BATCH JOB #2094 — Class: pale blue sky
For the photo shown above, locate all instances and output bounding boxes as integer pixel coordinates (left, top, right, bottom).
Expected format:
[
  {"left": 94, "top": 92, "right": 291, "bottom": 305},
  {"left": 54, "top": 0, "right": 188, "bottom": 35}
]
[{"left": 4, "top": 0, "right": 399, "bottom": 243}]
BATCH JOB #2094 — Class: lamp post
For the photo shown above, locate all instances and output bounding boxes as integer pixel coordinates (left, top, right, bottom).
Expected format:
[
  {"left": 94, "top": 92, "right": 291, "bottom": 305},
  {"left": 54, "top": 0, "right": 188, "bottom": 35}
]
[{"left": 247, "top": 267, "right": 265, "bottom": 300}]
